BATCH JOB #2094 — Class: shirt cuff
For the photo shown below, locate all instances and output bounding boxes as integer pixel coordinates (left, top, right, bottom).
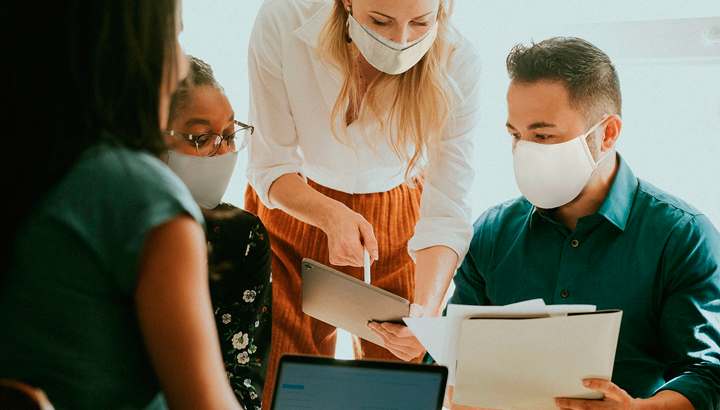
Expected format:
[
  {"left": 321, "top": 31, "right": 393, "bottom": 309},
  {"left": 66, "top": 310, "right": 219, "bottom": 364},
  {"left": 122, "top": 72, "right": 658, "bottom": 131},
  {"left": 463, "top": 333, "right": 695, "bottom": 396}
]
[
  {"left": 407, "top": 216, "right": 473, "bottom": 268},
  {"left": 657, "top": 374, "right": 718, "bottom": 410}
]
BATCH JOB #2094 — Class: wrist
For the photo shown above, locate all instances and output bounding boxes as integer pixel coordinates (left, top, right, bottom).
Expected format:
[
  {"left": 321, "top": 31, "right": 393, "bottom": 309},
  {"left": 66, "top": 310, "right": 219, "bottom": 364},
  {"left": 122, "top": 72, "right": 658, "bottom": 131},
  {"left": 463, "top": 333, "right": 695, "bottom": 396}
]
[{"left": 316, "top": 198, "right": 346, "bottom": 233}]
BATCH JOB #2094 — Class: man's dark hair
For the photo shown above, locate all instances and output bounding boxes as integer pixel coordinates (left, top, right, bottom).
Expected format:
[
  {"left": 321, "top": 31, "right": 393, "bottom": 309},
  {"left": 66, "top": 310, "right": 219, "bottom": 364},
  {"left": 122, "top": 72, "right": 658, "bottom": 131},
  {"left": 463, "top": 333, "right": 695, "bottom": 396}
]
[{"left": 506, "top": 36, "right": 622, "bottom": 125}]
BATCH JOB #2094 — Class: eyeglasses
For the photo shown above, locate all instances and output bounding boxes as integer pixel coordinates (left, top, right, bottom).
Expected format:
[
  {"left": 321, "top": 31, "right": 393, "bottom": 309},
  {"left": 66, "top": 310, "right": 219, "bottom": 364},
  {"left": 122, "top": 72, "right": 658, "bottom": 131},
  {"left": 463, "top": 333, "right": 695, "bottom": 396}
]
[{"left": 165, "top": 120, "right": 254, "bottom": 157}]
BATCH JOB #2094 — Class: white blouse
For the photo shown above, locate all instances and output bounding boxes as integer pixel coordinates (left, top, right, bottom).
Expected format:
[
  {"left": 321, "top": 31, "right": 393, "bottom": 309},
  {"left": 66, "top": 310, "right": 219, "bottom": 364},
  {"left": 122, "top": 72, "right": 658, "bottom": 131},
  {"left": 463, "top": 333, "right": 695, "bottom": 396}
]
[{"left": 246, "top": 0, "right": 481, "bottom": 264}]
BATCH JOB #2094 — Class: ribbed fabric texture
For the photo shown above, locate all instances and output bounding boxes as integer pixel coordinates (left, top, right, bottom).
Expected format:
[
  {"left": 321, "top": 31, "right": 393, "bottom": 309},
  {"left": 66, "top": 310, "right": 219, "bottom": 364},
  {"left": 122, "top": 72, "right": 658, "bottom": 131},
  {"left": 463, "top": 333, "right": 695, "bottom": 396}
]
[{"left": 245, "top": 179, "right": 423, "bottom": 408}]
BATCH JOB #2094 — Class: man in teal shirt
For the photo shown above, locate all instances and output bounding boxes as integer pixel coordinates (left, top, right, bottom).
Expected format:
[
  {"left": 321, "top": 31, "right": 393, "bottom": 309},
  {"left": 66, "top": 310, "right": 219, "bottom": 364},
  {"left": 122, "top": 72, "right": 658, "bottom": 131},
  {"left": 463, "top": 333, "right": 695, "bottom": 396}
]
[{"left": 448, "top": 37, "right": 720, "bottom": 410}]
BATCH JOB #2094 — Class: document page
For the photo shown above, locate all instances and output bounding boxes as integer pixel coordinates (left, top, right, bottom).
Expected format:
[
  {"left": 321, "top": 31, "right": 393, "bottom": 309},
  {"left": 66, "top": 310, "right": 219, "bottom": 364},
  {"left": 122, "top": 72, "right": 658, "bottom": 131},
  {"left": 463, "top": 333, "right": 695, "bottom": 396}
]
[
  {"left": 404, "top": 299, "right": 596, "bottom": 384},
  {"left": 452, "top": 310, "right": 622, "bottom": 410}
]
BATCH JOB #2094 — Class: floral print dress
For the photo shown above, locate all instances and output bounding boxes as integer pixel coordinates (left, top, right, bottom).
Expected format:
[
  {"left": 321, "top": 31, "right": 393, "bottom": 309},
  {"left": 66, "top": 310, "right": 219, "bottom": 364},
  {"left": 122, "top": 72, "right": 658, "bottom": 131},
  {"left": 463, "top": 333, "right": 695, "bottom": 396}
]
[{"left": 203, "top": 203, "right": 272, "bottom": 410}]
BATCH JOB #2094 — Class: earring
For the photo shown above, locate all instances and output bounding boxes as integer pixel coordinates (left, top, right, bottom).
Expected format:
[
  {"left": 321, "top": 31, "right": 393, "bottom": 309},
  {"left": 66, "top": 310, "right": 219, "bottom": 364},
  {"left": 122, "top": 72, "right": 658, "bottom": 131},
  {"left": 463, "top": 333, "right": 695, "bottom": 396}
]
[{"left": 345, "top": 5, "right": 352, "bottom": 43}]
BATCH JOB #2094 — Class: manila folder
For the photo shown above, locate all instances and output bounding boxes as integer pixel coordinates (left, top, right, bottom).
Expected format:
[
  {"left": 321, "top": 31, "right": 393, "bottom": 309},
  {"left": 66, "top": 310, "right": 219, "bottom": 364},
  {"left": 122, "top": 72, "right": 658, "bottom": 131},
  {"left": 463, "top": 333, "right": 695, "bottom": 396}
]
[{"left": 453, "top": 310, "right": 622, "bottom": 410}]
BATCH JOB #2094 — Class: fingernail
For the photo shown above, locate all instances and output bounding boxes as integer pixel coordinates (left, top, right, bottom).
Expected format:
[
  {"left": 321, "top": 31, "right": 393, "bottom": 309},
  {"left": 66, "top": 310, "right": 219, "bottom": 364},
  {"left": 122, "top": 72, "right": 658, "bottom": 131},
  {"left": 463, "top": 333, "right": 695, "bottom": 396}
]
[{"left": 583, "top": 379, "right": 590, "bottom": 386}]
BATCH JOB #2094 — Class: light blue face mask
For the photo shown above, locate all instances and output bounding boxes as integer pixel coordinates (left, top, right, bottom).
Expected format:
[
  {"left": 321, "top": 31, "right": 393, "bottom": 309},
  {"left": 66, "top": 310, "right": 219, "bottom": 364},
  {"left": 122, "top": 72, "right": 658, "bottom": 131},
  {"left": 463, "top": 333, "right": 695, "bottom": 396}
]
[{"left": 166, "top": 150, "right": 238, "bottom": 209}]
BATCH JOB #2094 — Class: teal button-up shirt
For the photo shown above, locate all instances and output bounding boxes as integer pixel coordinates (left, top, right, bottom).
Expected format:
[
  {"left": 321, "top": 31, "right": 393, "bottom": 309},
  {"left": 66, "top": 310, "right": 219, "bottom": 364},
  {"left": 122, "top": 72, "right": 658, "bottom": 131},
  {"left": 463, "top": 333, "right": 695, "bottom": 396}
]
[{"left": 450, "top": 154, "right": 720, "bottom": 410}]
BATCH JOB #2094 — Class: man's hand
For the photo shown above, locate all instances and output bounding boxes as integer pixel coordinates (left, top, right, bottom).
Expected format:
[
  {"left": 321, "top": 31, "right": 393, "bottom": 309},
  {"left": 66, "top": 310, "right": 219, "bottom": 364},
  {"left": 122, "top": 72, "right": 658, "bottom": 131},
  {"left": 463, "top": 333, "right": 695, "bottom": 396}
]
[
  {"left": 556, "top": 379, "right": 694, "bottom": 410},
  {"left": 367, "top": 303, "right": 426, "bottom": 361},
  {"left": 556, "top": 379, "right": 637, "bottom": 410}
]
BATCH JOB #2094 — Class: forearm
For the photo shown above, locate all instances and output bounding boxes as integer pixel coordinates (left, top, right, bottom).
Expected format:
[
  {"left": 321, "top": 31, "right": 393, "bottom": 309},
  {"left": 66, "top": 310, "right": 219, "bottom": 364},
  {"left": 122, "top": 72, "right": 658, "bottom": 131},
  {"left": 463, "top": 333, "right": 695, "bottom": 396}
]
[
  {"left": 267, "top": 173, "right": 341, "bottom": 232},
  {"left": 268, "top": 173, "right": 378, "bottom": 266},
  {"left": 413, "top": 245, "right": 458, "bottom": 316},
  {"left": 136, "top": 216, "right": 241, "bottom": 410}
]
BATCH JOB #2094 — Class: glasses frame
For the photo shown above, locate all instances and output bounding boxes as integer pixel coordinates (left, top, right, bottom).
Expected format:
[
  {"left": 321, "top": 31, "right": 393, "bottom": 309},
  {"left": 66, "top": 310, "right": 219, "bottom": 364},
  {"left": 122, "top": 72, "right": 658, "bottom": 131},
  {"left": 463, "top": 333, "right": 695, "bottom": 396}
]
[{"left": 165, "top": 120, "right": 255, "bottom": 157}]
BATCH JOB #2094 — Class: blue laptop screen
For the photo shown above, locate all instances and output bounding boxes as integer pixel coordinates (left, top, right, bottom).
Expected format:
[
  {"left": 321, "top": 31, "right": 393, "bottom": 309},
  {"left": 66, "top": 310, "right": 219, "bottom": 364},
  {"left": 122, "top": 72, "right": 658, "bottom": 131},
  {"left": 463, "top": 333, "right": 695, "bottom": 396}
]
[{"left": 272, "top": 359, "right": 446, "bottom": 410}]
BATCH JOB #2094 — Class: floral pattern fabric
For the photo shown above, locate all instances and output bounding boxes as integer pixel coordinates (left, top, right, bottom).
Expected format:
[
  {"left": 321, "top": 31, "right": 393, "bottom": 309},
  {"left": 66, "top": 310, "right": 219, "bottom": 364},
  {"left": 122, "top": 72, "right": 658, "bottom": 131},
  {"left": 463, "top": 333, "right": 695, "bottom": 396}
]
[{"left": 203, "top": 204, "right": 272, "bottom": 410}]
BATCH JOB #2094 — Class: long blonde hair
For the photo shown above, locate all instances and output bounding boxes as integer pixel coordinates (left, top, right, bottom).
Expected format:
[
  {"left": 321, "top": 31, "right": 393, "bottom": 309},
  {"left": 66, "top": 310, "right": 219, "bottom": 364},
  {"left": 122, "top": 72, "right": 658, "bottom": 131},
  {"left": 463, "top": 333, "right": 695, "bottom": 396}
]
[{"left": 315, "top": 0, "right": 460, "bottom": 179}]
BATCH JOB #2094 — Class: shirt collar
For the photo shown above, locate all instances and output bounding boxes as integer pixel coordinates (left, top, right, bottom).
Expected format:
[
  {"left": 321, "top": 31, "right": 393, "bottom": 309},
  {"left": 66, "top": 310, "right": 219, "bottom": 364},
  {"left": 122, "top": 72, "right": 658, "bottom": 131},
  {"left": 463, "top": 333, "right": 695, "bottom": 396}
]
[
  {"left": 595, "top": 153, "right": 638, "bottom": 231},
  {"left": 294, "top": 1, "right": 333, "bottom": 49},
  {"left": 529, "top": 153, "right": 638, "bottom": 232}
]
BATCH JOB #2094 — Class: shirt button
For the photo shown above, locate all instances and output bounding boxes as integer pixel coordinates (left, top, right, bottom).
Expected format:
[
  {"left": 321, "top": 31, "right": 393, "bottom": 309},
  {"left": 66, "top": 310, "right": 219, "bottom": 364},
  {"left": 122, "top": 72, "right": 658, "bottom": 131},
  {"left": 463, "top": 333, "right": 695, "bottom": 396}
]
[
  {"left": 571, "top": 239, "right": 579, "bottom": 247},
  {"left": 561, "top": 289, "right": 570, "bottom": 298}
]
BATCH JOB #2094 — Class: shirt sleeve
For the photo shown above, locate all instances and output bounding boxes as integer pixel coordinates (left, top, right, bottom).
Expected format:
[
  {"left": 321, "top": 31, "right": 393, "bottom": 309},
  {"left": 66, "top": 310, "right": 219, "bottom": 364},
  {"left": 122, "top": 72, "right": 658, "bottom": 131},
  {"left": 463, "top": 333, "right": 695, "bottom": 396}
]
[
  {"left": 407, "top": 39, "right": 481, "bottom": 266},
  {"left": 448, "top": 213, "right": 492, "bottom": 307},
  {"left": 656, "top": 214, "right": 720, "bottom": 410},
  {"left": 245, "top": 2, "right": 306, "bottom": 209}
]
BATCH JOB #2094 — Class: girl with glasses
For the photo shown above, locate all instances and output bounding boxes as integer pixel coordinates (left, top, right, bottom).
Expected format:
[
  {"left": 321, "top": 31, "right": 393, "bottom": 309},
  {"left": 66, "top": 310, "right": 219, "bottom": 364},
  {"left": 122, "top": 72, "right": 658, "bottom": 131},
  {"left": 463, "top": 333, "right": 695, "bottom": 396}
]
[{"left": 165, "top": 55, "right": 272, "bottom": 410}]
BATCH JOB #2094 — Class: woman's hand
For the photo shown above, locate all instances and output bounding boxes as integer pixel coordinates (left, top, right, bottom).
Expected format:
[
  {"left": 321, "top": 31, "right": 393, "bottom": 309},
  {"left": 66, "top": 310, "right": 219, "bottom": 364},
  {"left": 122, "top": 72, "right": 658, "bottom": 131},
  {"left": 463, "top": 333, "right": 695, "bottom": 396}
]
[
  {"left": 367, "top": 303, "right": 426, "bottom": 361},
  {"left": 322, "top": 200, "right": 378, "bottom": 267},
  {"left": 268, "top": 173, "right": 378, "bottom": 266}
]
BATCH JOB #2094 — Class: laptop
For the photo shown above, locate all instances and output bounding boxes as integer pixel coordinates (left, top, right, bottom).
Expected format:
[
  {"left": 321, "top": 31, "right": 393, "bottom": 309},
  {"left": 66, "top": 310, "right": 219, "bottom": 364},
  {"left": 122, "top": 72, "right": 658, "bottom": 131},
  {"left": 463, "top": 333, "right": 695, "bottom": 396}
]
[
  {"left": 270, "top": 354, "right": 448, "bottom": 410},
  {"left": 301, "top": 258, "right": 411, "bottom": 346}
]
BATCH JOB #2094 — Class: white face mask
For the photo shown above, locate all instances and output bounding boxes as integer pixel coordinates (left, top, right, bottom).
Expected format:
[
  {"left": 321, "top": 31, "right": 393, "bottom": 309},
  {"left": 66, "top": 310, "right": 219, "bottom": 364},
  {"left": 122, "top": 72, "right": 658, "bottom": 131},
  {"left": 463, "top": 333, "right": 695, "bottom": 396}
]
[
  {"left": 512, "top": 118, "right": 611, "bottom": 209},
  {"left": 347, "top": 13, "right": 438, "bottom": 75},
  {"left": 166, "top": 150, "right": 238, "bottom": 209}
]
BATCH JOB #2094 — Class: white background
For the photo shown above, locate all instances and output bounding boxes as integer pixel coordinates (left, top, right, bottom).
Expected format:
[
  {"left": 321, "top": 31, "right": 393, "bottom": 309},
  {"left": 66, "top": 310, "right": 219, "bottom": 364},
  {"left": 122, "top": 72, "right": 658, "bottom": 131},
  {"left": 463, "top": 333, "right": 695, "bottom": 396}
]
[{"left": 180, "top": 1, "right": 720, "bottom": 358}]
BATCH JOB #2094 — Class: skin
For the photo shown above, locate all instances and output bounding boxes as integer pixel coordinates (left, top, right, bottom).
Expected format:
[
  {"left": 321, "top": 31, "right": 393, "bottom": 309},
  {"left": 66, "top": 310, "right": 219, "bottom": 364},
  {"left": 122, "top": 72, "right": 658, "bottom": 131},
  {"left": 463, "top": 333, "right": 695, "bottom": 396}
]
[
  {"left": 345, "top": 0, "right": 439, "bottom": 85},
  {"left": 166, "top": 85, "right": 236, "bottom": 158},
  {"left": 268, "top": 0, "right": 450, "bottom": 361},
  {"left": 443, "top": 80, "right": 693, "bottom": 410},
  {"left": 505, "top": 80, "right": 621, "bottom": 232},
  {"left": 135, "top": 12, "right": 242, "bottom": 409}
]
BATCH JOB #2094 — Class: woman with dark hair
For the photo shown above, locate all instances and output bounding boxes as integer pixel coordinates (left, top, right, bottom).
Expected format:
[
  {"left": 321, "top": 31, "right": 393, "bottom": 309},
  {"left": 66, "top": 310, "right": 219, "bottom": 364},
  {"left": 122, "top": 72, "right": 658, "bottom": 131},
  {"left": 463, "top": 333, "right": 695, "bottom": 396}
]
[{"left": 0, "top": 1, "right": 243, "bottom": 409}]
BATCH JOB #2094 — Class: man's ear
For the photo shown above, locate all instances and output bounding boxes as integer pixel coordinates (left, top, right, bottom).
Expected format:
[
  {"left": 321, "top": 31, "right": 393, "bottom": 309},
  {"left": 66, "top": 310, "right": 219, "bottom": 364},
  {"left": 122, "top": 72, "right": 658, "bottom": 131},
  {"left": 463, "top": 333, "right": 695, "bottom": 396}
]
[{"left": 600, "top": 114, "right": 622, "bottom": 152}]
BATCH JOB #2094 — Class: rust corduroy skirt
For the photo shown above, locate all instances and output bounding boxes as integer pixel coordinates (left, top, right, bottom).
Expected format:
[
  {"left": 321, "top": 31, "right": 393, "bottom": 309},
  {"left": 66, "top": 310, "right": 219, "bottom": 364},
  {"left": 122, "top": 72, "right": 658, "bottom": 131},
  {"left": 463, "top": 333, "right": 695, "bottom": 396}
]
[{"left": 244, "top": 179, "right": 423, "bottom": 408}]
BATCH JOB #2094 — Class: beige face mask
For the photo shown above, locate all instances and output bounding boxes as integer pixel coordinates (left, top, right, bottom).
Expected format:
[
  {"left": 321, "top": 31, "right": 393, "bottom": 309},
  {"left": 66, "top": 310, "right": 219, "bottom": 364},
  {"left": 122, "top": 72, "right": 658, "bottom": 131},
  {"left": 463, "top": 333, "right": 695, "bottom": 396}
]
[
  {"left": 512, "top": 117, "right": 612, "bottom": 209},
  {"left": 347, "top": 13, "right": 438, "bottom": 75}
]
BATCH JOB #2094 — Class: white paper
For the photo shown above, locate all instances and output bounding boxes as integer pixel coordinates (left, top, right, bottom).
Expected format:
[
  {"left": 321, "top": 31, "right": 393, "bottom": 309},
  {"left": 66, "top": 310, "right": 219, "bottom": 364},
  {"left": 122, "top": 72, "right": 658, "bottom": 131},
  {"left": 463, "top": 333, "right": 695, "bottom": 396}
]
[
  {"left": 404, "top": 299, "right": 597, "bottom": 384},
  {"left": 402, "top": 316, "right": 448, "bottom": 363},
  {"left": 453, "top": 310, "right": 622, "bottom": 410}
]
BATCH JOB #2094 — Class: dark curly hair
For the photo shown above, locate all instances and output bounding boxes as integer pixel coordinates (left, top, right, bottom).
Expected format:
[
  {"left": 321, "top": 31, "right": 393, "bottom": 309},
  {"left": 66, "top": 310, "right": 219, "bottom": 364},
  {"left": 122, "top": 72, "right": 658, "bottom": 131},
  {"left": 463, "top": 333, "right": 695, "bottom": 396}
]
[{"left": 169, "top": 55, "right": 224, "bottom": 123}]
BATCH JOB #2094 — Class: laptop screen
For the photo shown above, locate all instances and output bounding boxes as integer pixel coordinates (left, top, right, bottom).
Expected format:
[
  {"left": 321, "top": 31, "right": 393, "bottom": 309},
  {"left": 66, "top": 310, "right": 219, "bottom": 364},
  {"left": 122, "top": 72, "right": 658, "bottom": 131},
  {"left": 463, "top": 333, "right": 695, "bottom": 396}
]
[{"left": 271, "top": 355, "right": 448, "bottom": 410}]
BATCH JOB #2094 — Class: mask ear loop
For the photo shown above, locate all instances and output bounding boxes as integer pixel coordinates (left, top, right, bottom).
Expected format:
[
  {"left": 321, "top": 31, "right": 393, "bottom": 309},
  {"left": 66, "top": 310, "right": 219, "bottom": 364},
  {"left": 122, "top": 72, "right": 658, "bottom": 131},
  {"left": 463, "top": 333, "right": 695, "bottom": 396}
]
[{"left": 588, "top": 115, "right": 620, "bottom": 164}]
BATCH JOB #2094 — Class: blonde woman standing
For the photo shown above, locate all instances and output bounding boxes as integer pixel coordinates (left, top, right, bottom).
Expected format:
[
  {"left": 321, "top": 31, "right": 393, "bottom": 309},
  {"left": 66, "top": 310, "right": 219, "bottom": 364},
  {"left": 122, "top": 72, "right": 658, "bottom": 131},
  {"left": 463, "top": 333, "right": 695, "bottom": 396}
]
[{"left": 245, "top": 0, "right": 480, "bottom": 404}]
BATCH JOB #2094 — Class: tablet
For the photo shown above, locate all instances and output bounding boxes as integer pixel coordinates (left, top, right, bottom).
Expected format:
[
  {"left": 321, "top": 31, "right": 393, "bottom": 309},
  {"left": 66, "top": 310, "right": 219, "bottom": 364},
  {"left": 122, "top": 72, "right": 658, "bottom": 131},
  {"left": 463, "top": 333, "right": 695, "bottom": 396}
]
[
  {"left": 271, "top": 354, "right": 448, "bottom": 410},
  {"left": 301, "top": 258, "right": 411, "bottom": 346}
]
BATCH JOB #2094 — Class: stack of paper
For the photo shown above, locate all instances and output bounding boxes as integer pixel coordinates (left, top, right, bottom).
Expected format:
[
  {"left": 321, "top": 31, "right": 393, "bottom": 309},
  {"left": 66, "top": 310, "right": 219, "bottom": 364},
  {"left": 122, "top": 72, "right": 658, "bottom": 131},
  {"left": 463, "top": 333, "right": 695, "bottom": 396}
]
[{"left": 404, "top": 299, "right": 622, "bottom": 410}]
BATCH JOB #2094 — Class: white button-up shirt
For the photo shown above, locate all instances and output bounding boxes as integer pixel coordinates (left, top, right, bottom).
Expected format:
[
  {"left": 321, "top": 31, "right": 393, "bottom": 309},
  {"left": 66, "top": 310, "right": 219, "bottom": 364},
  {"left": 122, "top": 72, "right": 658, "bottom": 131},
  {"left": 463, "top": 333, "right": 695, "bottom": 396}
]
[{"left": 246, "top": 0, "right": 481, "bottom": 263}]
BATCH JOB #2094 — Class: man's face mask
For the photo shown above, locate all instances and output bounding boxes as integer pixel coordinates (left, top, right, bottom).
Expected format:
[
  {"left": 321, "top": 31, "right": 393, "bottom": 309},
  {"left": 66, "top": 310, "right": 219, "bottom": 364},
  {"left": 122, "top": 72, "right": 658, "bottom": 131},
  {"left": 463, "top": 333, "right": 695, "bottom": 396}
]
[
  {"left": 512, "top": 117, "right": 612, "bottom": 209},
  {"left": 347, "top": 13, "right": 438, "bottom": 75}
]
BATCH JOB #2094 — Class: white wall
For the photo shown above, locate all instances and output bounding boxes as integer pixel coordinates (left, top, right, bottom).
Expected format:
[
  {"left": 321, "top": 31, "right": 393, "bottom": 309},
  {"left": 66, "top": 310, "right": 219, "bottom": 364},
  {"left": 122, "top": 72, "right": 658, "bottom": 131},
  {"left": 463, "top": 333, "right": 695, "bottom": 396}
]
[
  {"left": 180, "top": 1, "right": 720, "bottom": 227},
  {"left": 180, "top": 0, "right": 720, "bottom": 363}
]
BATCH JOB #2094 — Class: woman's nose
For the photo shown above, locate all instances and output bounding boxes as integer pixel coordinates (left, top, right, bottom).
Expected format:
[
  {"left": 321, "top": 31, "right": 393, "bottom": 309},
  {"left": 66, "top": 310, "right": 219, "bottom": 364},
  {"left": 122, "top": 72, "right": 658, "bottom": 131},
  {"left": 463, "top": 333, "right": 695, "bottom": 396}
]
[
  {"left": 390, "top": 26, "right": 411, "bottom": 44},
  {"left": 213, "top": 138, "right": 232, "bottom": 156}
]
